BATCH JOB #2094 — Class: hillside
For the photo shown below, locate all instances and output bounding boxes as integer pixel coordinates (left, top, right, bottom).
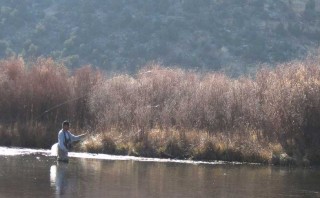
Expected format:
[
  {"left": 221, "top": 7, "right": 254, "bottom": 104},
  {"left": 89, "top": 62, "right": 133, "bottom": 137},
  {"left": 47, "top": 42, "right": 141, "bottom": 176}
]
[{"left": 0, "top": 0, "right": 319, "bottom": 74}]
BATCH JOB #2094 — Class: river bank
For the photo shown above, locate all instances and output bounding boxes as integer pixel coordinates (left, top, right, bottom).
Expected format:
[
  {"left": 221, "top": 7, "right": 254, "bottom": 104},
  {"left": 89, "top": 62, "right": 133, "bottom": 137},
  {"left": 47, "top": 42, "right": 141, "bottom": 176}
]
[
  {"left": 76, "top": 128, "right": 315, "bottom": 166},
  {"left": 1, "top": 57, "right": 320, "bottom": 165}
]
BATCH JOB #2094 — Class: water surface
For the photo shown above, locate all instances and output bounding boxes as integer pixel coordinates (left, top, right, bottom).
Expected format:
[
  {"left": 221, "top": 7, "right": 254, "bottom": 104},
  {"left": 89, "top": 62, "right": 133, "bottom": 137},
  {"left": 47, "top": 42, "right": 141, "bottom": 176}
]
[{"left": 0, "top": 147, "right": 319, "bottom": 198}]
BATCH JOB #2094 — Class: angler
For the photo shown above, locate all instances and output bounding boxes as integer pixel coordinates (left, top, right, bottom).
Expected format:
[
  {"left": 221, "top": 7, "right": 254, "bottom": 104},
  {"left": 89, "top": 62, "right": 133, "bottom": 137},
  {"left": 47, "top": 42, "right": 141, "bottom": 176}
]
[{"left": 56, "top": 120, "right": 87, "bottom": 162}]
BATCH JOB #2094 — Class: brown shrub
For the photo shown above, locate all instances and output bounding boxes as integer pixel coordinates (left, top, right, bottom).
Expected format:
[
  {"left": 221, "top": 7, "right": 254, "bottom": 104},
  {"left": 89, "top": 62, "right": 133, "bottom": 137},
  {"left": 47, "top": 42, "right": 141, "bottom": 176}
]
[
  {"left": 1, "top": 56, "right": 320, "bottom": 164},
  {"left": 0, "top": 57, "right": 101, "bottom": 148}
]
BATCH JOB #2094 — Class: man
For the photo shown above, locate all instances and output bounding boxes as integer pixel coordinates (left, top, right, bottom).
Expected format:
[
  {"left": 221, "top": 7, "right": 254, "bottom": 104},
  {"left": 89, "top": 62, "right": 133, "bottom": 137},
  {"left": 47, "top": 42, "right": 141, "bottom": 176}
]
[{"left": 57, "top": 120, "right": 87, "bottom": 162}]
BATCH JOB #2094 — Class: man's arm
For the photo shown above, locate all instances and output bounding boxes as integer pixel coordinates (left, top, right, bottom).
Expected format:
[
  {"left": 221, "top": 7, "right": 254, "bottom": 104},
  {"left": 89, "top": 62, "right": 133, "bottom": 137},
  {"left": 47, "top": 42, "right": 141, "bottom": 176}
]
[{"left": 69, "top": 132, "right": 87, "bottom": 142}]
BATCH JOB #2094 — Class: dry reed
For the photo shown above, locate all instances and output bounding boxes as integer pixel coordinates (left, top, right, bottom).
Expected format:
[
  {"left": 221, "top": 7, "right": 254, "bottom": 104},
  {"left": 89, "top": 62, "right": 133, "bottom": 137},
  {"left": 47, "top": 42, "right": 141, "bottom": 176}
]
[{"left": 1, "top": 57, "right": 320, "bottom": 164}]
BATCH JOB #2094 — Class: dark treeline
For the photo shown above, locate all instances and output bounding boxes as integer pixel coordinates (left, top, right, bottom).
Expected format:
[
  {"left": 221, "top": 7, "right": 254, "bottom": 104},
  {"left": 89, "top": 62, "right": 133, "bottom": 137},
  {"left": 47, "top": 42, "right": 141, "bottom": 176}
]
[
  {"left": 1, "top": 57, "right": 320, "bottom": 164},
  {"left": 0, "top": 0, "right": 319, "bottom": 74}
]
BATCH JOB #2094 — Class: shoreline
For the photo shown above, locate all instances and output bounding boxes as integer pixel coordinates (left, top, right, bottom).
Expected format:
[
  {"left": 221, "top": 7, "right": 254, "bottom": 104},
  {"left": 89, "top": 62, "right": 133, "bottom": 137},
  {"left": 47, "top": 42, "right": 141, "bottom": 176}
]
[{"left": 0, "top": 146, "right": 272, "bottom": 166}]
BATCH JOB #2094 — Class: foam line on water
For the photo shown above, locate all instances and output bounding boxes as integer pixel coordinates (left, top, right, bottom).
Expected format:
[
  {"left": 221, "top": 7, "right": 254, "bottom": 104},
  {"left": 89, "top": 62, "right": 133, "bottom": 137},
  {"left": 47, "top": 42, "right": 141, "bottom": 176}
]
[
  {"left": 0, "top": 146, "right": 51, "bottom": 156},
  {"left": 69, "top": 152, "right": 244, "bottom": 165},
  {"left": 0, "top": 146, "right": 253, "bottom": 165}
]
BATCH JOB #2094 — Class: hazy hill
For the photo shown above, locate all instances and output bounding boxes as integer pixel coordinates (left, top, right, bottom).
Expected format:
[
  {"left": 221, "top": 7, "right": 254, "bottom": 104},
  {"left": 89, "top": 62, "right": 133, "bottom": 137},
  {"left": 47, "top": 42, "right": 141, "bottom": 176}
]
[{"left": 0, "top": 0, "right": 319, "bottom": 74}]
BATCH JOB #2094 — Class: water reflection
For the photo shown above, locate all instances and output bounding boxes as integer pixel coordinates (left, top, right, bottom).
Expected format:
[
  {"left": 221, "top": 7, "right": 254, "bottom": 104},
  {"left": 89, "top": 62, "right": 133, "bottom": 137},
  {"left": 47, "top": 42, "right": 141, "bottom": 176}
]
[
  {"left": 47, "top": 159, "right": 320, "bottom": 198},
  {"left": 50, "top": 163, "right": 68, "bottom": 196},
  {"left": 0, "top": 151, "right": 320, "bottom": 198},
  {"left": 49, "top": 159, "right": 109, "bottom": 198}
]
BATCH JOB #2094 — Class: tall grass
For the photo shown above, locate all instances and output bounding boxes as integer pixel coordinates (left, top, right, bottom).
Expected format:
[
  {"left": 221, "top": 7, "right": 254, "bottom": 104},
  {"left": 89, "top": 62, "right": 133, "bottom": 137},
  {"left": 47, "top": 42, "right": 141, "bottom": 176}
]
[
  {"left": 0, "top": 57, "right": 101, "bottom": 147},
  {"left": 1, "top": 57, "right": 320, "bottom": 164}
]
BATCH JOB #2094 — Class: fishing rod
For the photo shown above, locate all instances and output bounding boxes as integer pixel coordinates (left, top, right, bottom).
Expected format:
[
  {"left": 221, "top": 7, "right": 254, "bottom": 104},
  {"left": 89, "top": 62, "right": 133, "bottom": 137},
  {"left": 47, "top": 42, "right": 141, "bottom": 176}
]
[
  {"left": 34, "top": 94, "right": 88, "bottom": 121},
  {"left": 0, "top": 93, "right": 90, "bottom": 125}
]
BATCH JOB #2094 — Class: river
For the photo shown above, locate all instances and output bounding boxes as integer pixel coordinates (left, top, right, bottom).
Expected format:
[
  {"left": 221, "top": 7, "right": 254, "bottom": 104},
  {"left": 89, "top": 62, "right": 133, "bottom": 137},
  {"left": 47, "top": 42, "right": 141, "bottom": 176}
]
[{"left": 0, "top": 147, "right": 319, "bottom": 198}]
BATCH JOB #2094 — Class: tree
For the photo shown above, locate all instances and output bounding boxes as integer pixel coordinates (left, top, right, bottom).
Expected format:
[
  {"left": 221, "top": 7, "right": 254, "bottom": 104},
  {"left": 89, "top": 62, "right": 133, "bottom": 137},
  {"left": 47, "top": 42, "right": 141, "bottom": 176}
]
[
  {"left": 303, "top": 0, "right": 317, "bottom": 22},
  {"left": 305, "top": 0, "right": 316, "bottom": 11},
  {"left": 0, "top": 40, "right": 8, "bottom": 58}
]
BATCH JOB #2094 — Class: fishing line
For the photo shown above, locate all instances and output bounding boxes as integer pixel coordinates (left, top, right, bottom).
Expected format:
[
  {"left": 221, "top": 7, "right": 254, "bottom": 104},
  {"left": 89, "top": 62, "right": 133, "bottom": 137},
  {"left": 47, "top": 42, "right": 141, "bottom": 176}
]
[
  {"left": 0, "top": 94, "right": 90, "bottom": 125},
  {"left": 34, "top": 94, "right": 88, "bottom": 121}
]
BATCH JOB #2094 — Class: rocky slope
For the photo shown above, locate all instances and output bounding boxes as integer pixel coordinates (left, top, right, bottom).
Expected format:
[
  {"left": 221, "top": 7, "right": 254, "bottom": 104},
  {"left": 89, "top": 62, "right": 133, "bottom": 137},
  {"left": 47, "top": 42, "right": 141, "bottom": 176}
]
[{"left": 0, "top": 0, "right": 319, "bottom": 74}]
